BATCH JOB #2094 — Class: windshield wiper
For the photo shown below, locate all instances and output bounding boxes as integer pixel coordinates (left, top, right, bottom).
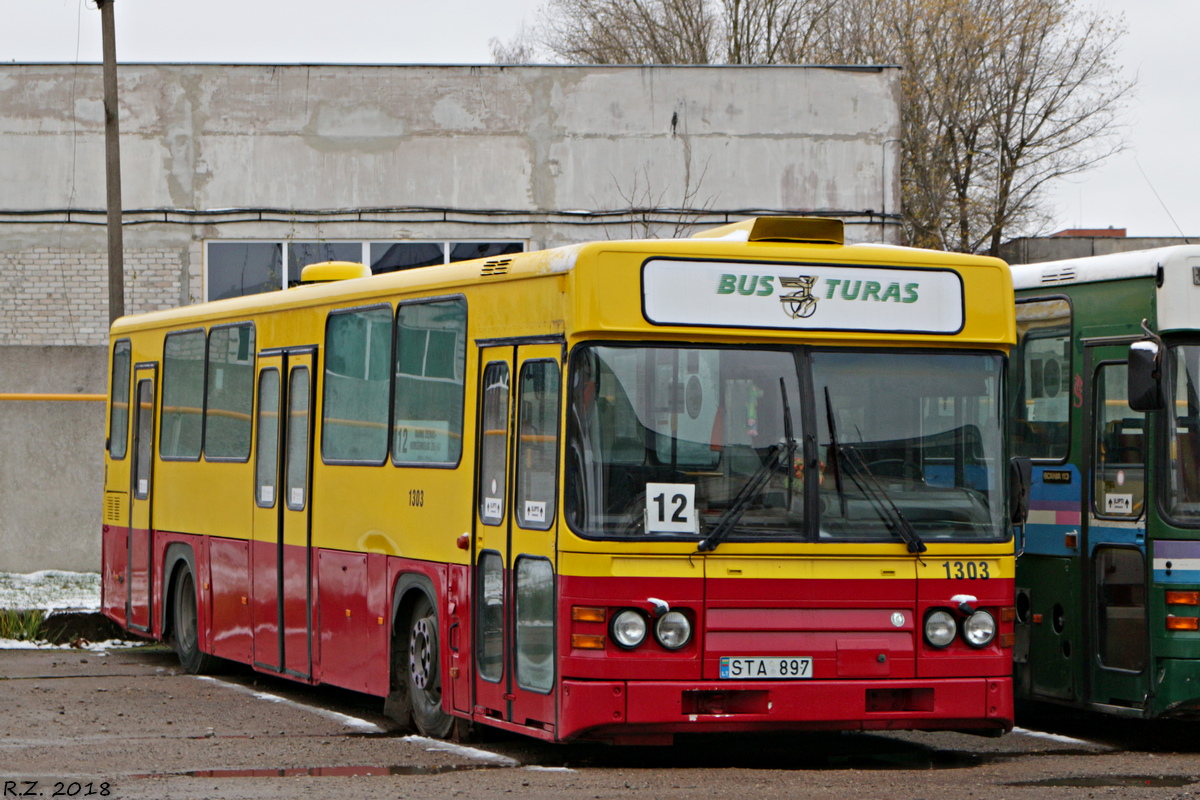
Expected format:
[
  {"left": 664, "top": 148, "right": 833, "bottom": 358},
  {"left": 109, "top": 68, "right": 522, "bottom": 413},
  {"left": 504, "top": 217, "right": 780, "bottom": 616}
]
[
  {"left": 824, "top": 386, "right": 846, "bottom": 516},
  {"left": 698, "top": 380, "right": 799, "bottom": 553},
  {"left": 839, "top": 444, "right": 927, "bottom": 555},
  {"left": 696, "top": 443, "right": 784, "bottom": 552}
]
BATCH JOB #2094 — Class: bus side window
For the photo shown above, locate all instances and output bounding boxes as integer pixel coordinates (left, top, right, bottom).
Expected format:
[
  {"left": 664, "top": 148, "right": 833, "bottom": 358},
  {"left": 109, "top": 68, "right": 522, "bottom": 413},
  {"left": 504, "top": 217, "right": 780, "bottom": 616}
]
[{"left": 1014, "top": 298, "right": 1072, "bottom": 461}]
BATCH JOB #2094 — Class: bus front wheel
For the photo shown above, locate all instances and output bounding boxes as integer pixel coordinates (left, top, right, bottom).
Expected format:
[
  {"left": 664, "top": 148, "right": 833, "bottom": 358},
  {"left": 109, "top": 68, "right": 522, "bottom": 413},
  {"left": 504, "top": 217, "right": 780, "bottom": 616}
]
[
  {"left": 171, "top": 565, "right": 217, "bottom": 675},
  {"left": 407, "top": 594, "right": 454, "bottom": 738}
]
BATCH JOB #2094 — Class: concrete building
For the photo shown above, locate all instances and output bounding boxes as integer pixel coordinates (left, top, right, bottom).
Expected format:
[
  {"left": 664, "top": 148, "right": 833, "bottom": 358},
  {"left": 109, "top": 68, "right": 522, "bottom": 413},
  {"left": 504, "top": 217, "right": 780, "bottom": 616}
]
[
  {"left": 1000, "top": 229, "right": 1198, "bottom": 265},
  {"left": 0, "top": 63, "right": 902, "bottom": 572}
]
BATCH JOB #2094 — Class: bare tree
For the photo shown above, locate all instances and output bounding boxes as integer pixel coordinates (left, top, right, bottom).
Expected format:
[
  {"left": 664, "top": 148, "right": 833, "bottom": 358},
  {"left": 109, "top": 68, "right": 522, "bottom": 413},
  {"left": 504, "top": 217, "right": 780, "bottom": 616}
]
[{"left": 510, "top": 0, "right": 1131, "bottom": 254}]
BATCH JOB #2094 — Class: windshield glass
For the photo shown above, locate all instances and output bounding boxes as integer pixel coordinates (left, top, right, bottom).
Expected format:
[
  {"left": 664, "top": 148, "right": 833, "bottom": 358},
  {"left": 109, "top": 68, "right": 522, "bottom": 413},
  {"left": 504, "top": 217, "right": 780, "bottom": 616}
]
[
  {"left": 565, "top": 344, "right": 1008, "bottom": 544},
  {"left": 1166, "top": 344, "right": 1200, "bottom": 522},
  {"left": 565, "top": 345, "right": 803, "bottom": 540},
  {"left": 812, "top": 350, "right": 1006, "bottom": 542}
]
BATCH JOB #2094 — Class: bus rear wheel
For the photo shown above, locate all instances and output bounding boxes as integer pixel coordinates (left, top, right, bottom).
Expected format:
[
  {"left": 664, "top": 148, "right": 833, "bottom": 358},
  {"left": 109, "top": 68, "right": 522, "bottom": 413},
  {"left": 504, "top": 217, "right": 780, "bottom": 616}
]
[
  {"left": 172, "top": 565, "right": 217, "bottom": 675},
  {"left": 407, "top": 594, "right": 454, "bottom": 738}
]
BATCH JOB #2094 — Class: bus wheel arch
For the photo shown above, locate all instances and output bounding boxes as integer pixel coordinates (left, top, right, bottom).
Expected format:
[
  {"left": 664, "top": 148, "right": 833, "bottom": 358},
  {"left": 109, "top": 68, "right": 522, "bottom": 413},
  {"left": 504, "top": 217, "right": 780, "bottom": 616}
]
[
  {"left": 164, "top": 543, "right": 217, "bottom": 675},
  {"left": 390, "top": 573, "right": 454, "bottom": 738}
]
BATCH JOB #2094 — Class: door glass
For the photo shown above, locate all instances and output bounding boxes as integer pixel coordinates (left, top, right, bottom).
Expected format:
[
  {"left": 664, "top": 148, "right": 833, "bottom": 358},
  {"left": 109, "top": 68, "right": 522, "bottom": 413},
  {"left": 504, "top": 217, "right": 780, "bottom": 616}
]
[
  {"left": 515, "top": 557, "right": 554, "bottom": 693},
  {"left": 286, "top": 367, "right": 310, "bottom": 511},
  {"left": 1094, "top": 363, "right": 1145, "bottom": 518},
  {"left": 109, "top": 340, "right": 131, "bottom": 460},
  {"left": 1095, "top": 548, "right": 1147, "bottom": 671},
  {"left": 134, "top": 380, "right": 154, "bottom": 499},
  {"left": 479, "top": 362, "right": 510, "bottom": 525},
  {"left": 517, "top": 361, "right": 559, "bottom": 530},
  {"left": 476, "top": 551, "right": 504, "bottom": 683},
  {"left": 255, "top": 369, "right": 280, "bottom": 508}
]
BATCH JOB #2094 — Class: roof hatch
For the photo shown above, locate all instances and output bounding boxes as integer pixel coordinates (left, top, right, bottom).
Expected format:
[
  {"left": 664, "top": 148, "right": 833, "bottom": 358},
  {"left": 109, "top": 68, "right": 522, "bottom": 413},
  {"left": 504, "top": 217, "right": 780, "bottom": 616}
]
[
  {"left": 298, "top": 261, "right": 372, "bottom": 285},
  {"left": 691, "top": 216, "right": 844, "bottom": 245}
]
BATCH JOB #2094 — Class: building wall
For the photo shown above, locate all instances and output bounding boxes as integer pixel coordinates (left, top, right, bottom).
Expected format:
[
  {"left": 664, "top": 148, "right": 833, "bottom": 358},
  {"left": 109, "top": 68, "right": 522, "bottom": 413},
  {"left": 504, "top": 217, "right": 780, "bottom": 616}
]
[
  {"left": 1000, "top": 236, "right": 1199, "bottom": 265},
  {"left": 0, "top": 63, "right": 902, "bottom": 571},
  {"left": 0, "top": 346, "right": 107, "bottom": 573}
]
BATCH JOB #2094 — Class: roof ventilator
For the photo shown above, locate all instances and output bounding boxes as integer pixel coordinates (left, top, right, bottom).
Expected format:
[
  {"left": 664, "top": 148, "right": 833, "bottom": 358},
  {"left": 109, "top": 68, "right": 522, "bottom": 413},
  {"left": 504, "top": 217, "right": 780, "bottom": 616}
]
[{"left": 482, "top": 258, "right": 513, "bottom": 277}]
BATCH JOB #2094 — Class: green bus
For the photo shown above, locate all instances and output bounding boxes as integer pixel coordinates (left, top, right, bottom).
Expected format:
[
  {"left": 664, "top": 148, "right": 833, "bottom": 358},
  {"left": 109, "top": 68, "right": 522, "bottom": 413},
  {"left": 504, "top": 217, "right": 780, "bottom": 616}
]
[{"left": 1010, "top": 245, "right": 1200, "bottom": 717}]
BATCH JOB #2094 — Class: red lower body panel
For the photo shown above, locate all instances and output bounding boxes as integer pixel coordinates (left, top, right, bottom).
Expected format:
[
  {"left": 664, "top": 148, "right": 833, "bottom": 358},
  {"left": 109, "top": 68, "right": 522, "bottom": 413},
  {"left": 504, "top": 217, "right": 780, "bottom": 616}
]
[{"left": 561, "top": 676, "right": 1012, "bottom": 741}]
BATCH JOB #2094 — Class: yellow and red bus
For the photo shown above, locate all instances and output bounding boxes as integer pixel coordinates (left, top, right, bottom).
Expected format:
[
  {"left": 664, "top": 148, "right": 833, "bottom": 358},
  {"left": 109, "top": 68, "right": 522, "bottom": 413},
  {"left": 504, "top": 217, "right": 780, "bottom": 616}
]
[{"left": 102, "top": 217, "right": 1019, "bottom": 744}]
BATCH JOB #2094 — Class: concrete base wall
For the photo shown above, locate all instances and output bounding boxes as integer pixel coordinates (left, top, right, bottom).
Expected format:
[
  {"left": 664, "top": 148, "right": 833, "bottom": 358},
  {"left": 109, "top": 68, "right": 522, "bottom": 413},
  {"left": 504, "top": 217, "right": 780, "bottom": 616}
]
[{"left": 0, "top": 346, "right": 107, "bottom": 572}]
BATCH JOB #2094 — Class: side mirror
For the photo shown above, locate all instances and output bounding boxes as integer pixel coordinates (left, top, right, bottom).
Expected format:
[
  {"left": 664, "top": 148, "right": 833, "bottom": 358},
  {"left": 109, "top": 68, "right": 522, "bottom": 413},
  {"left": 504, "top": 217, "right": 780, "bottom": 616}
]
[
  {"left": 1009, "top": 456, "right": 1033, "bottom": 525},
  {"left": 1128, "top": 339, "right": 1165, "bottom": 412}
]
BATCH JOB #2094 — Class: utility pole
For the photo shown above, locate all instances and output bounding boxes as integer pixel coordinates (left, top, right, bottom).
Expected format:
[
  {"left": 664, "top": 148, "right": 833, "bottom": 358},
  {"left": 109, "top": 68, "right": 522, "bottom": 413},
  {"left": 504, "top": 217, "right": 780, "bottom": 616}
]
[{"left": 98, "top": 0, "right": 124, "bottom": 324}]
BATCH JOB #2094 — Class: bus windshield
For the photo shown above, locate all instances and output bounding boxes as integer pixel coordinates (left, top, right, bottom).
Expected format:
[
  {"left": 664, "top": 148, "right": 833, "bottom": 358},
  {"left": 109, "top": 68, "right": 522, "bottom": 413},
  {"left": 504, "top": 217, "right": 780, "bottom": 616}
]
[
  {"left": 813, "top": 350, "right": 1005, "bottom": 543},
  {"left": 1166, "top": 344, "right": 1200, "bottom": 522},
  {"left": 565, "top": 345, "right": 1007, "bottom": 543}
]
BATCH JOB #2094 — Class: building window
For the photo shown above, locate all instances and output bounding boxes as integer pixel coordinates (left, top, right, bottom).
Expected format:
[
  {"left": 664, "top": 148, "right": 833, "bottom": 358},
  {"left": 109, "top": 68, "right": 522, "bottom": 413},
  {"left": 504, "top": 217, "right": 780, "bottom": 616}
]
[{"left": 206, "top": 240, "right": 525, "bottom": 301}]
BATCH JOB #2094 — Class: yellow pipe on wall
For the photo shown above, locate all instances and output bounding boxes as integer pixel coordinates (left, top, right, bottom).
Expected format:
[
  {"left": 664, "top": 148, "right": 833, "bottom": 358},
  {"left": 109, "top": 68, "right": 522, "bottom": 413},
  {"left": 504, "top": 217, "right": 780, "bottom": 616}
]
[{"left": 0, "top": 393, "right": 106, "bottom": 402}]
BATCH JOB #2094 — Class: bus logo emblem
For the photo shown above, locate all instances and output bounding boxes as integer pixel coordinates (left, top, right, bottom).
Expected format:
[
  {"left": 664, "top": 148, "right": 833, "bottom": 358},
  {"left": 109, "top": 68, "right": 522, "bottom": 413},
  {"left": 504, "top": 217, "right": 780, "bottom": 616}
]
[{"left": 779, "top": 276, "right": 819, "bottom": 319}]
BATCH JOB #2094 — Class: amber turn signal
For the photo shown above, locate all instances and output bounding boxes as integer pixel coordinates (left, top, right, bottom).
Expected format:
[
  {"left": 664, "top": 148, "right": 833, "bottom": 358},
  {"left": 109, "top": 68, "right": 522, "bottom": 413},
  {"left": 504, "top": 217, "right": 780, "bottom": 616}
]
[
  {"left": 572, "top": 606, "right": 606, "bottom": 622},
  {"left": 1166, "top": 616, "right": 1200, "bottom": 631},
  {"left": 571, "top": 633, "right": 606, "bottom": 649},
  {"left": 1166, "top": 591, "right": 1200, "bottom": 606}
]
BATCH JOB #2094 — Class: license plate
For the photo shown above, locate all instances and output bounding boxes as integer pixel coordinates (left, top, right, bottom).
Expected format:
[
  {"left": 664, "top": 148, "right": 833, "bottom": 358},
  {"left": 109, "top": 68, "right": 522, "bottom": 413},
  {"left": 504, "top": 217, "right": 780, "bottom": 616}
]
[{"left": 720, "top": 656, "right": 813, "bottom": 679}]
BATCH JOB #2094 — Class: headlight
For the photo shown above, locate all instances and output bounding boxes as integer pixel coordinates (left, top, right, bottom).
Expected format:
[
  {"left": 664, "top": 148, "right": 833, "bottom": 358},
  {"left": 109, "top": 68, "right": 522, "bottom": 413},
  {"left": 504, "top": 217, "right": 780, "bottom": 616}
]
[
  {"left": 610, "top": 609, "right": 648, "bottom": 649},
  {"left": 654, "top": 610, "right": 692, "bottom": 650},
  {"left": 962, "top": 609, "right": 997, "bottom": 648},
  {"left": 924, "top": 609, "right": 957, "bottom": 648}
]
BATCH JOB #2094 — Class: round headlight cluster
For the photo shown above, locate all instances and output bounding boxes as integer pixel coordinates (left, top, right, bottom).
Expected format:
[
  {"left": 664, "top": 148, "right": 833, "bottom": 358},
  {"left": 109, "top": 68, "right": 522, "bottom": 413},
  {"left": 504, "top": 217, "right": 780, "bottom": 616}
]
[
  {"left": 655, "top": 610, "right": 692, "bottom": 650},
  {"left": 962, "top": 609, "right": 997, "bottom": 648},
  {"left": 923, "top": 608, "right": 997, "bottom": 649},
  {"left": 609, "top": 608, "right": 693, "bottom": 650},
  {"left": 610, "top": 609, "right": 648, "bottom": 649}
]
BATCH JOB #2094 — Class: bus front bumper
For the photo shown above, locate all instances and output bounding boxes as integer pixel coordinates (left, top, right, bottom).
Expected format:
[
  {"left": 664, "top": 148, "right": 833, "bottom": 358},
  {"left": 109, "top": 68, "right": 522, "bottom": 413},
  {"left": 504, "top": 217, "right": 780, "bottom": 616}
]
[{"left": 559, "top": 676, "right": 1013, "bottom": 742}]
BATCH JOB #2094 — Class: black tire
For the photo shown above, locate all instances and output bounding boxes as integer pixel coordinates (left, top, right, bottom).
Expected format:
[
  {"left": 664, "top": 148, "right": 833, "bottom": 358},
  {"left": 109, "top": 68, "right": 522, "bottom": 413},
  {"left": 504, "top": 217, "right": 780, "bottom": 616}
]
[
  {"left": 406, "top": 593, "right": 454, "bottom": 738},
  {"left": 172, "top": 566, "right": 217, "bottom": 675}
]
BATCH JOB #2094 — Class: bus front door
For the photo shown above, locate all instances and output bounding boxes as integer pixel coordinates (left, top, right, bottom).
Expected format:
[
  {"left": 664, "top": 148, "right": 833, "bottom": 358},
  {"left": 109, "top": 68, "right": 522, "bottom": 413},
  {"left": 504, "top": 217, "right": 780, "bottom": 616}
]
[
  {"left": 472, "top": 343, "right": 562, "bottom": 734},
  {"left": 127, "top": 364, "right": 158, "bottom": 635},
  {"left": 251, "top": 349, "right": 317, "bottom": 680},
  {"left": 1084, "top": 343, "right": 1150, "bottom": 712}
]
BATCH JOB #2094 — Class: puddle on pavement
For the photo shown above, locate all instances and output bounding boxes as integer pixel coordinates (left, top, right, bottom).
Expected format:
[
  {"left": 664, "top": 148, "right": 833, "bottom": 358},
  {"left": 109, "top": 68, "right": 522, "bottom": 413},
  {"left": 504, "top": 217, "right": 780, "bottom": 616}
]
[
  {"left": 137, "top": 764, "right": 503, "bottom": 779},
  {"left": 1008, "top": 775, "right": 1197, "bottom": 788}
]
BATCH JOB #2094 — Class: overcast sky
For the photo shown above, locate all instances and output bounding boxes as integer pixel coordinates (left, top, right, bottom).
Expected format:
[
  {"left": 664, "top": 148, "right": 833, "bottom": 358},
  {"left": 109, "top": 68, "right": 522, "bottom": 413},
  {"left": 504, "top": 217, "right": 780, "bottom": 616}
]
[{"left": 1, "top": 0, "right": 1192, "bottom": 238}]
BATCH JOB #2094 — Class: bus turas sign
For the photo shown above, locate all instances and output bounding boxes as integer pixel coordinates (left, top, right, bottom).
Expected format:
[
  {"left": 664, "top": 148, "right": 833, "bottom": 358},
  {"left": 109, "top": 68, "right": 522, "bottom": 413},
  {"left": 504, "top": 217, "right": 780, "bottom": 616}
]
[{"left": 642, "top": 259, "right": 965, "bottom": 334}]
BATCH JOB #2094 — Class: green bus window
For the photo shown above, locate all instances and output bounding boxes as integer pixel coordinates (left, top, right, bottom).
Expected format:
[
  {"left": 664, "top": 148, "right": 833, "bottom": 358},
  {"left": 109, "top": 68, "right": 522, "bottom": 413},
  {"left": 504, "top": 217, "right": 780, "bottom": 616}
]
[
  {"left": 1166, "top": 345, "right": 1200, "bottom": 521},
  {"left": 393, "top": 298, "right": 466, "bottom": 465},
  {"left": 323, "top": 306, "right": 392, "bottom": 463},
  {"left": 204, "top": 325, "right": 255, "bottom": 460},
  {"left": 517, "top": 361, "right": 559, "bottom": 530},
  {"left": 161, "top": 330, "right": 206, "bottom": 460},
  {"left": 109, "top": 340, "right": 131, "bottom": 460},
  {"left": 515, "top": 557, "right": 554, "bottom": 693},
  {"left": 1094, "top": 547, "right": 1147, "bottom": 672},
  {"left": 1013, "top": 298, "right": 1071, "bottom": 460},
  {"left": 1093, "top": 362, "right": 1144, "bottom": 518}
]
